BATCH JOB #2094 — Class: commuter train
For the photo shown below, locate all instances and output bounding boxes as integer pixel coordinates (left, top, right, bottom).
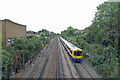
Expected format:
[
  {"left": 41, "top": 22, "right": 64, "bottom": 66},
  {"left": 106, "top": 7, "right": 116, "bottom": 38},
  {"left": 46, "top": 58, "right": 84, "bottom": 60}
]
[{"left": 60, "top": 37, "right": 83, "bottom": 62}]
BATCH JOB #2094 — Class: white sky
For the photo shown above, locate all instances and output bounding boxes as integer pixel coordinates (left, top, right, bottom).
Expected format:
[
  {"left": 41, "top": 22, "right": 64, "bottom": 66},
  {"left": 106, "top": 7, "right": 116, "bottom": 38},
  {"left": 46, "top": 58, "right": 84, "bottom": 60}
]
[{"left": 0, "top": 0, "right": 108, "bottom": 34}]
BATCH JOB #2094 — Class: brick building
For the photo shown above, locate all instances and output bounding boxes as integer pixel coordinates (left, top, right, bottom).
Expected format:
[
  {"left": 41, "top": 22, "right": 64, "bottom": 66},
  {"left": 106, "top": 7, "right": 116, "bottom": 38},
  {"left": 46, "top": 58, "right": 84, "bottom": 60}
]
[
  {"left": 0, "top": 21, "right": 2, "bottom": 48},
  {"left": 27, "top": 30, "right": 39, "bottom": 37},
  {"left": 0, "top": 19, "right": 27, "bottom": 45}
]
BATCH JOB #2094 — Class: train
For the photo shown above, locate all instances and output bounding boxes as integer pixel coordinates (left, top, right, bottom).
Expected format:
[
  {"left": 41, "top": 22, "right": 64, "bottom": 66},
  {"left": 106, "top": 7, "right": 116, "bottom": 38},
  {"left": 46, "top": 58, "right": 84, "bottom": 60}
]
[{"left": 60, "top": 37, "right": 83, "bottom": 62}]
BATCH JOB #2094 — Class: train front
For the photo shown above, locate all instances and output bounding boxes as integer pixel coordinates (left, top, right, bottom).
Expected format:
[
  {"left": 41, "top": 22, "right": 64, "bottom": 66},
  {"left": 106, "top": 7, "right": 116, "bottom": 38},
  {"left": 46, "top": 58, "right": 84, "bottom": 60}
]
[{"left": 72, "top": 49, "right": 83, "bottom": 62}]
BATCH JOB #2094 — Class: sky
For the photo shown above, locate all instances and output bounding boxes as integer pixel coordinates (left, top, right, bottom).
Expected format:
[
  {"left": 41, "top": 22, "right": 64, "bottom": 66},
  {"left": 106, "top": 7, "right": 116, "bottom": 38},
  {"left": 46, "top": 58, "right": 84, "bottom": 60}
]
[{"left": 0, "top": 0, "right": 109, "bottom": 34}]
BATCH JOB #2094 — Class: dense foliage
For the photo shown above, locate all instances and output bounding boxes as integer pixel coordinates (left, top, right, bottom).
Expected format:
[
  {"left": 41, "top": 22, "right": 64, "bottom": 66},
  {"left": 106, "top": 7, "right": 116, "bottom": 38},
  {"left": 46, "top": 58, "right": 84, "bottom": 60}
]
[
  {"left": 2, "top": 36, "right": 48, "bottom": 79},
  {"left": 2, "top": 28, "right": 57, "bottom": 79},
  {"left": 38, "top": 29, "right": 57, "bottom": 40},
  {"left": 85, "top": 2, "right": 118, "bottom": 49},
  {"left": 61, "top": 1, "right": 119, "bottom": 78}
]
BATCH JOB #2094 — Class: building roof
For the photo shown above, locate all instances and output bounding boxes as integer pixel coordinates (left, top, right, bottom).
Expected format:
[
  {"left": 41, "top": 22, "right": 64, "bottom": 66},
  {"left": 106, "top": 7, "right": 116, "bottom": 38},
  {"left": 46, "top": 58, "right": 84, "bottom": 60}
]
[
  {"left": 2, "top": 19, "right": 26, "bottom": 27},
  {"left": 27, "top": 30, "right": 39, "bottom": 34}
]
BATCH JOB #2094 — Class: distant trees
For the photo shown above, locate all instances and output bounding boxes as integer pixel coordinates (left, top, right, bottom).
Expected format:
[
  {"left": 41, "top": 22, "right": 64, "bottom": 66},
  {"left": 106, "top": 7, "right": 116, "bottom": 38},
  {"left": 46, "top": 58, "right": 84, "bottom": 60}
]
[
  {"left": 67, "top": 26, "right": 75, "bottom": 36},
  {"left": 38, "top": 29, "right": 49, "bottom": 37},
  {"left": 61, "top": 26, "right": 79, "bottom": 38},
  {"left": 38, "top": 29, "right": 56, "bottom": 39},
  {"left": 60, "top": 1, "right": 119, "bottom": 78}
]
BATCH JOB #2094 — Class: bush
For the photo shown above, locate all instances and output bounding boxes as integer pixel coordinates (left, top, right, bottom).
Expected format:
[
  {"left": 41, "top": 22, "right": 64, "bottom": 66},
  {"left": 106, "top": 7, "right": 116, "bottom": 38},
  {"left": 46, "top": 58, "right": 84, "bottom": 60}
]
[
  {"left": 66, "top": 36, "right": 119, "bottom": 78},
  {"left": 90, "top": 46, "right": 118, "bottom": 78},
  {"left": 2, "top": 50, "right": 13, "bottom": 79},
  {"left": 2, "top": 37, "right": 45, "bottom": 79}
]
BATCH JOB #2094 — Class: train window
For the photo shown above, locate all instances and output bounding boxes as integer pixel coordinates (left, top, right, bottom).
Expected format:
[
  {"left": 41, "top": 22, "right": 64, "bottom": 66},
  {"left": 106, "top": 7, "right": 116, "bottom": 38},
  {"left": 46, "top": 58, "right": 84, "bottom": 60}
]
[
  {"left": 74, "top": 52, "right": 77, "bottom": 55},
  {"left": 74, "top": 51, "right": 82, "bottom": 56}
]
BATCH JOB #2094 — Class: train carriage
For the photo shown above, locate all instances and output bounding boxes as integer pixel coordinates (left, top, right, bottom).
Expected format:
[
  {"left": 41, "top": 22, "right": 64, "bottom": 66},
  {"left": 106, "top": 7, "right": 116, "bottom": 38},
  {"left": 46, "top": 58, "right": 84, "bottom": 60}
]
[{"left": 60, "top": 37, "right": 83, "bottom": 62}]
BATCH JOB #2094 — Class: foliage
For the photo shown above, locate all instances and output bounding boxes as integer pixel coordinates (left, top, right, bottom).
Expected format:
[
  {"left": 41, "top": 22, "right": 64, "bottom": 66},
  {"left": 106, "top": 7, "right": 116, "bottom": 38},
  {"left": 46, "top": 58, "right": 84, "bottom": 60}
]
[
  {"left": 60, "top": 1, "right": 119, "bottom": 78},
  {"left": 38, "top": 29, "right": 56, "bottom": 44},
  {"left": 61, "top": 26, "right": 81, "bottom": 38},
  {"left": 85, "top": 2, "right": 118, "bottom": 49},
  {"left": 90, "top": 46, "right": 118, "bottom": 78},
  {"left": 38, "top": 29, "right": 56, "bottom": 39},
  {"left": 2, "top": 50, "right": 13, "bottom": 79},
  {"left": 2, "top": 36, "right": 46, "bottom": 79}
]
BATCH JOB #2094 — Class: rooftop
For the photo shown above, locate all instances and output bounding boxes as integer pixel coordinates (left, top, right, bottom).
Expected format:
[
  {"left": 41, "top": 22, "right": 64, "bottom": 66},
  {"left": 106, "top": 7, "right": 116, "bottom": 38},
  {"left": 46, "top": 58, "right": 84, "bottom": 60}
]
[{"left": 2, "top": 19, "right": 26, "bottom": 27}]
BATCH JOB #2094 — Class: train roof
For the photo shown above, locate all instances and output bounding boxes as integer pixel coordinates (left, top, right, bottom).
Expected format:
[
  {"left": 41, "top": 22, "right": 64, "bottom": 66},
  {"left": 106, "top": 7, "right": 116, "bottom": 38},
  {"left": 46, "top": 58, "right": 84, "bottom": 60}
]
[{"left": 60, "top": 37, "right": 82, "bottom": 51}]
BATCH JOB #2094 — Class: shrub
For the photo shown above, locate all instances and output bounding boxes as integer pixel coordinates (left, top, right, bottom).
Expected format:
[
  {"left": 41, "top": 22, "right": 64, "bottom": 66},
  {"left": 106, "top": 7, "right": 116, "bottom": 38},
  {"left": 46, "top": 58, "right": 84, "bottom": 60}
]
[
  {"left": 2, "top": 37, "right": 45, "bottom": 79},
  {"left": 2, "top": 50, "right": 13, "bottom": 79}
]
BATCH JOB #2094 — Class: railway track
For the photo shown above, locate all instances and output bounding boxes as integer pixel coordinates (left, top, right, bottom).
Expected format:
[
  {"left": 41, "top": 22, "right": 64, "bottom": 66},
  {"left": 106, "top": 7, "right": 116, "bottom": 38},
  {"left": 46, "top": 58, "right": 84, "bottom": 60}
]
[
  {"left": 57, "top": 38, "right": 64, "bottom": 78},
  {"left": 21, "top": 38, "right": 55, "bottom": 78},
  {"left": 73, "top": 63, "right": 94, "bottom": 79},
  {"left": 20, "top": 37, "right": 101, "bottom": 79},
  {"left": 59, "top": 37, "right": 95, "bottom": 79},
  {"left": 41, "top": 37, "right": 58, "bottom": 78},
  {"left": 59, "top": 37, "right": 79, "bottom": 78},
  {"left": 38, "top": 39, "right": 55, "bottom": 78},
  {"left": 59, "top": 39, "right": 74, "bottom": 78}
]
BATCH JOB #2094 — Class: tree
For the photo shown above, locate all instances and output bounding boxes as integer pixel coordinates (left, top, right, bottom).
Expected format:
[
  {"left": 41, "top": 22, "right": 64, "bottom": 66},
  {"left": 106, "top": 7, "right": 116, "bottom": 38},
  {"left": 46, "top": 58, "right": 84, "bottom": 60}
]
[
  {"left": 67, "top": 26, "right": 75, "bottom": 36},
  {"left": 2, "top": 50, "right": 13, "bottom": 78},
  {"left": 60, "top": 1, "right": 119, "bottom": 78},
  {"left": 85, "top": 2, "right": 118, "bottom": 49}
]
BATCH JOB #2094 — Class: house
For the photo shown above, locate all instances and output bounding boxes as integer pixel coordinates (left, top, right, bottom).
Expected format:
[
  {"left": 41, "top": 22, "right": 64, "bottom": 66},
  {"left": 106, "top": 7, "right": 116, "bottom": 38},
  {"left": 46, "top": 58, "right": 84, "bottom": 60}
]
[
  {"left": 74, "top": 29, "right": 84, "bottom": 34},
  {"left": 27, "top": 30, "right": 39, "bottom": 37},
  {"left": 0, "top": 19, "right": 27, "bottom": 45}
]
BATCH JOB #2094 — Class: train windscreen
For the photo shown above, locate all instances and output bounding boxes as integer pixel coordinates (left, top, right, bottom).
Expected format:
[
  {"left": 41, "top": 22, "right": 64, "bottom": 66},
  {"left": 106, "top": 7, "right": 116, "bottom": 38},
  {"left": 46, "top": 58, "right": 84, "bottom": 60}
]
[{"left": 74, "top": 51, "right": 82, "bottom": 56}]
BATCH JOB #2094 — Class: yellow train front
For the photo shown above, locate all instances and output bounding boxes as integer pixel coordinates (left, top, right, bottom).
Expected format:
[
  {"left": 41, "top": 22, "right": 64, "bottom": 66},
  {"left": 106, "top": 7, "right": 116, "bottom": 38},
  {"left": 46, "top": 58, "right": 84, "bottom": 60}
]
[
  {"left": 72, "top": 49, "right": 83, "bottom": 62},
  {"left": 60, "top": 37, "right": 83, "bottom": 62}
]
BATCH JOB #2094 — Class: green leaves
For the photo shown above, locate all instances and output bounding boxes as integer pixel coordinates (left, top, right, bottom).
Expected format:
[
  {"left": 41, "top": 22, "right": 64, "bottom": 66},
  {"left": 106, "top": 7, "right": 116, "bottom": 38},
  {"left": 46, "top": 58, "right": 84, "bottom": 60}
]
[
  {"left": 2, "top": 50, "right": 13, "bottom": 79},
  {"left": 2, "top": 37, "right": 44, "bottom": 79},
  {"left": 60, "top": 1, "right": 119, "bottom": 78},
  {"left": 85, "top": 2, "right": 118, "bottom": 49},
  {"left": 89, "top": 45, "right": 118, "bottom": 78}
]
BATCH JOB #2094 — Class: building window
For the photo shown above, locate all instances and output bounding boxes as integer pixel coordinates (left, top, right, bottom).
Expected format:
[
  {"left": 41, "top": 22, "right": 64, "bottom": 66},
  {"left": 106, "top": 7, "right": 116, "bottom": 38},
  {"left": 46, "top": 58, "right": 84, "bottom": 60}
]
[
  {"left": 8, "top": 38, "right": 11, "bottom": 45},
  {"left": 12, "top": 38, "right": 15, "bottom": 43}
]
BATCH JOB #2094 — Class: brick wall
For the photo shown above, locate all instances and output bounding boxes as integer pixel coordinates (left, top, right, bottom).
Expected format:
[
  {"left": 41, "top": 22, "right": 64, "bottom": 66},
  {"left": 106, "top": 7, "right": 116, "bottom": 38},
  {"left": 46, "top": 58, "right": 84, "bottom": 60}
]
[{"left": 2, "top": 19, "right": 27, "bottom": 45}]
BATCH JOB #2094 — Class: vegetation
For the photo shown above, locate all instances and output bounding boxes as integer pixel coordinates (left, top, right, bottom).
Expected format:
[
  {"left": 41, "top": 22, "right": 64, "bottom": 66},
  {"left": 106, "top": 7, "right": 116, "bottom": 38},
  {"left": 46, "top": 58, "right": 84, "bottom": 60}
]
[
  {"left": 2, "top": 0, "right": 119, "bottom": 79},
  {"left": 38, "top": 29, "right": 57, "bottom": 40},
  {"left": 61, "top": 1, "right": 119, "bottom": 78},
  {"left": 0, "top": 32, "right": 2, "bottom": 79},
  {"left": 2, "top": 29, "right": 56, "bottom": 79},
  {"left": 2, "top": 37, "right": 43, "bottom": 79}
]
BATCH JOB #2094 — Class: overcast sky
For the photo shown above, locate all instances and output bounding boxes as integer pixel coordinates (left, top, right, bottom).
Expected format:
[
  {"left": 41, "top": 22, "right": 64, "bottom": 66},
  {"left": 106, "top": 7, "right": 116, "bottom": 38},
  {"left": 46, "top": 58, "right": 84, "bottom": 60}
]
[{"left": 0, "top": 0, "right": 109, "bottom": 33}]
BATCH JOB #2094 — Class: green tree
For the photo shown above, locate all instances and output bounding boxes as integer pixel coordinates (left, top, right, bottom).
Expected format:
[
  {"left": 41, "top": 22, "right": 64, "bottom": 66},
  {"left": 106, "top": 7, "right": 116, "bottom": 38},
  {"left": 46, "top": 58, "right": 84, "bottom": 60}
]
[
  {"left": 67, "top": 26, "right": 75, "bottom": 36},
  {"left": 85, "top": 2, "right": 118, "bottom": 49},
  {"left": 2, "top": 50, "right": 13, "bottom": 79},
  {"left": 60, "top": 1, "right": 119, "bottom": 78}
]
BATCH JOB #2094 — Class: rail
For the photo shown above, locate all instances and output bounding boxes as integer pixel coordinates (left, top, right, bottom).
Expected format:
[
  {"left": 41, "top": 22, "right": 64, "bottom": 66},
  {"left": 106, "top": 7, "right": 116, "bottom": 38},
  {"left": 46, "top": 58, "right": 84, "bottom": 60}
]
[{"left": 60, "top": 37, "right": 94, "bottom": 79}]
